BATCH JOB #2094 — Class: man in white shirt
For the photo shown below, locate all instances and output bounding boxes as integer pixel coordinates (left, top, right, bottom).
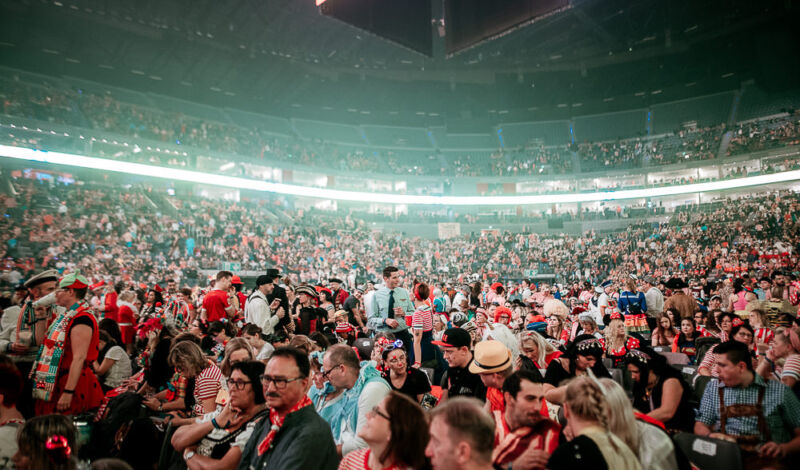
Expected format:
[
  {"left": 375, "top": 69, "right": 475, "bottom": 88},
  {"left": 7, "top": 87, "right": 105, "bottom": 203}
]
[
  {"left": 643, "top": 276, "right": 664, "bottom": 317},
  {"left": 452, "top": 284, "right": 471, "bottom": 313},
  {"left": 244, "top": 275, "right": 283, "bottom": 334}
]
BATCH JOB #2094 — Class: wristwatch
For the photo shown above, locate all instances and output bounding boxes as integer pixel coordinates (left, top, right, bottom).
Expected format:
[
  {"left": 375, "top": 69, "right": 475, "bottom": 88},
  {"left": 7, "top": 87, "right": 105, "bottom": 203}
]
[{"left": 183, "top": 450, "right": 196, "bottom": 461}]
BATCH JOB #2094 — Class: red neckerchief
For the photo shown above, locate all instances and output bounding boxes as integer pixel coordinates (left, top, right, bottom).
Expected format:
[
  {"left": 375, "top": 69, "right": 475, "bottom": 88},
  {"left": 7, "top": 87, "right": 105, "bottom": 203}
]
[{"left": 257, "top": 395, "right": 312, "bottom": 455}]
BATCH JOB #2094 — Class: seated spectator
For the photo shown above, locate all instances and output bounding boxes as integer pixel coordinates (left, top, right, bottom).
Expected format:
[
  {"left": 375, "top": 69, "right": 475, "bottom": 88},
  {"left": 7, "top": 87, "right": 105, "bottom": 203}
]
[
  {"left": 599, "top": 378, "right": 679, "bottom": 470},
  {"left": 469, "top": 340, "right": 514, "bottom": 435},
  {"left": 695, "top": 340, "right": 800, "bottom": 465},
  {"left": 426, "top": 397, "right": 495, "bottom": 470},
  {"left": 548, "top": 376, "right": 642, "bottom": 470},
  {"left": 237, "top": 347, "right": 338, "bottom": 470},
  {"left": 544, "top": 335, "right": 611, "bottom": 404},
  {"left": 698, "top": 319, "right": 753, "bottom": 377},
  {"left": 544, "top": 310, "right": 569, "bottom": 346},
  {"left": 757, "top": 330, "right": 800, "bottom": 391},
  {"left": 338, "top": 391, "right": 429, "bottom": 470},
  {"left": 0, "top": 363, "right": 24, "bottom": 467},
  {"left": 220, "top": 338, "right": 255, "bottom": 378},
  {"left": 140, "top": 333, "right": 199, "bottom": 418},
  {"left": 93, "top": 331, "right": 133, "bottom": 393},
  {"left": 651, "top": 312, "right": 677, "bottom": 348},
  {"left": 171, "top": 361, "right": 267, "bottom": 469},
  {"left": 671, "top": 317, "right": 699, "bottom": 364},
  {"left": 600, "top": 316, "right": 641, "bottom": 367},
  {"left": 749, "top": 308, "right": 775, "bottom": 351},
  {"left": 492, "top": 369, "right": 560, "bottom": 468},
  {"left": 433, "top": 328, "right": 487, "bottom": 401},
  {"left": 13, "top": 414, "right": 78, "bottom": 470},
  {"left": 241, "top": 324, "right": 275, "bottom": 362},
  {"left": 625, "top": 348, "right": 695, "bottom": 432},
  {"left": 517, "top": 331, "right": 561, "bottom": 370},
  {"left": 380, "top": 342, "right": 431, "bottom": 404},
  {"left": 321, "top": 344, "right": 391, "bottom": 456},
  {"left": 577, "top": 314, "right": 603, "bottom": 339},
  {"left": 168, "top": 341, "right": 224, "bottom": 426}
]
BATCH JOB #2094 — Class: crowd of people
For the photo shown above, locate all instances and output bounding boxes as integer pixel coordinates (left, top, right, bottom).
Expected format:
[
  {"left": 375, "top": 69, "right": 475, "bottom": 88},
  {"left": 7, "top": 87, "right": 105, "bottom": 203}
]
[
  {"left": 3, "top": 74, "right": 800, "bottom": 179},
  {"left": 0, "top": 253, "right": 798, "bottom": 469},
  {"left": 2, "top": 174, "right": 799, "bottom": 291}
]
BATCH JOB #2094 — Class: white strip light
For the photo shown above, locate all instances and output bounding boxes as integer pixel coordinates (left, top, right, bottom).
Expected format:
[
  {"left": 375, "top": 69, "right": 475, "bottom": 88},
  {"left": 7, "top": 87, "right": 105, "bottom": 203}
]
[{"left": 2, "top": 144, "right": 799, "bottom": 206}]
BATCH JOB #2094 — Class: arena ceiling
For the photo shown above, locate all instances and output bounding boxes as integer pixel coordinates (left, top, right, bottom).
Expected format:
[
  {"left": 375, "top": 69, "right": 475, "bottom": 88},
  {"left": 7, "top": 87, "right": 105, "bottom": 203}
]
[{"left": 0, "top": 0, "right": 798, "bottom": 120}]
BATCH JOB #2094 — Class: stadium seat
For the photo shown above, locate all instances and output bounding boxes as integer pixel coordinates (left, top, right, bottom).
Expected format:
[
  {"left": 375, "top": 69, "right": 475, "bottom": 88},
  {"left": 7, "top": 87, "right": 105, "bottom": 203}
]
[
  {"left": 672, "top": 432, "right": 743, "bottom": 470},
  {"left": 692, "top": 374, "right": 714, "bottom": 403},
  {"left": 661, "top": 351, "right": 690, "bottom": 365}
]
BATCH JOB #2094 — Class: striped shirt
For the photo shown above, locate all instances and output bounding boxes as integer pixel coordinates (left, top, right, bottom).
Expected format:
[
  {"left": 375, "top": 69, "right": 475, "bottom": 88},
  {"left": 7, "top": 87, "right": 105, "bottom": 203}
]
[
  {"left": 754, "top": 327, "right": 774, "bottom": 346},
  {"left": 697, "top": 375, "right": 800, "bottom": 444},
  {"left": 193, "top": 362, "right": 223, "bottom": 416},
  {"left": 338, "top": 448, "right": 402, "bottom": 470},
  {"left": 412, "top": 304, "right": 434, "bottom": 332},
  {"left": 782, "top": 354, "right": 800, "bottom": 381}
]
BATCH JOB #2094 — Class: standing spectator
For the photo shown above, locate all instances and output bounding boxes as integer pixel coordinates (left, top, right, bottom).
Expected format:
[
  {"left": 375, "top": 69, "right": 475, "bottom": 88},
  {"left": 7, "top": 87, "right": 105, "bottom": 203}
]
[
  {"left": 663, "top": 278, "right": 697, "bottom": 319},
  {"left": 244, "top": 275, "right": 283, "bottom": 334},
  {"left": 203, "top": 271, "right": 234, "bottom": 322},
  {"left": 31, "top": 271, "right": 104, "bottom": 415},
  {"left": 342, "top": 286, "right": 365, "bottom": 332},
  {"left": 0, "top": 269, "right": 59, "bottom": 418},
  {"left": 329, "top": 278, "right": 349, "bottom": 312},
  {"left": 618, "top": 278, "right": 648, "bottom": 335},
  {"left": 237, "top": 347, "right": 338, "bottom": 470},
  {"left": 265, "top": 269, "right": 290, "bottom": 332},
  {"left": 643, "top": 276, "right": 664, "bottom": 319},
  {"left": 367, "top": 267, "right": 414, "bottom": 348},
  {"left": 426, "top": 397, "right": 495, "bottom": 470}
]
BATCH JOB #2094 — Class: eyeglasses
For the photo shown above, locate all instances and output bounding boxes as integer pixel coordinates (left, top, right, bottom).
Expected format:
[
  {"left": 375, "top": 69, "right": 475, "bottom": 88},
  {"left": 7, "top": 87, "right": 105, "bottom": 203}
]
[
  {"left": 226, "top": 379, "right": 252, "bottom": 390},
  {"left": 259, "top": 375, "right": 304, "bottom": 389},
  {"left": 369, "top": 406, "right": 391, "bottom": 421},
  {"left": 321, "top": 363, "right": 343, "bottom": 380}
]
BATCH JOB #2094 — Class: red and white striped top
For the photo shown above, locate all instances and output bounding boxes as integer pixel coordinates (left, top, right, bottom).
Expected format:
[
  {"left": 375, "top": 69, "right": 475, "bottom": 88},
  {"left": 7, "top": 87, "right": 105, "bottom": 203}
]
[
  {"left": 339, "top": 448, "right": 402, "bottom": 470},
  {"left": 412, "top": 304, "right": 434, "bottom": 332},
  {"left": 754, "top": 327, "right": 774, "bottom": 346},
  {"left": 193, "top": 361, "right": 223, "bottom": 416}
]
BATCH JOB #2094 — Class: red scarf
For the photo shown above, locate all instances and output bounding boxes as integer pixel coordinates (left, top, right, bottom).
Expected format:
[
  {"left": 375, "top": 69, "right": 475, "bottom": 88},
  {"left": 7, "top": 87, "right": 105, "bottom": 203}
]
[{"left": 257, "top": 396, "right": 312, "bottom": 456}]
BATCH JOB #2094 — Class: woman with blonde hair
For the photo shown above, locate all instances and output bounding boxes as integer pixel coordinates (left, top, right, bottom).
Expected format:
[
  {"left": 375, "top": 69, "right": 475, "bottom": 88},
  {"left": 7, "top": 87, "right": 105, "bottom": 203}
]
[
  {"left": 518, "top": 331, "right": 561, "bottom": 370},
  {"left": 598, "top": 378, "right": 679, "bottom": 470},
  {"left": 548, "top": 376, "right": 642, "bottom": 470},
  {"left": 219, "top": 337, "right": 255, "bottom": 377},
  {"left": 600, "top": 315, "right": 640, "bottom": 368}
]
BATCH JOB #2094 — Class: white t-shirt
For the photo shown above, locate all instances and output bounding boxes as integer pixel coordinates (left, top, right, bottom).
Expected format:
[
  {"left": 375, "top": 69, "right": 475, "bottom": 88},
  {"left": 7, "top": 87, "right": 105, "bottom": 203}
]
[
  {"left": 0, "top": 423, "right": 21, "bottom": 468},
  {"left": 103, "top": 345, "right": 132, "bottom": 388},
  {"left": 256, "top": 342, "right": 274, "bottom": 361}
]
